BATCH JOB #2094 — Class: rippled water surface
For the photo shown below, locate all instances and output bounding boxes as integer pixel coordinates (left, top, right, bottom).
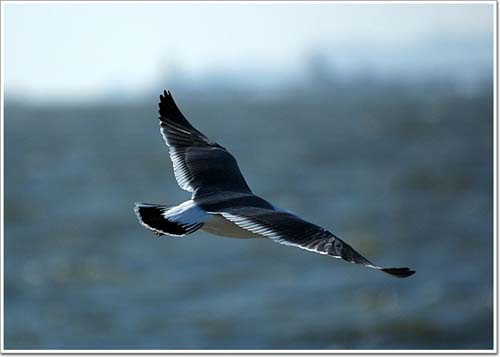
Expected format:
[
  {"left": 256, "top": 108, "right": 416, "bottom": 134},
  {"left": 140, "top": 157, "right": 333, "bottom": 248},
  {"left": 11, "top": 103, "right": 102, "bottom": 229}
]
[{"left": 4, "top": 85, "right": 493, "bottom": 349}]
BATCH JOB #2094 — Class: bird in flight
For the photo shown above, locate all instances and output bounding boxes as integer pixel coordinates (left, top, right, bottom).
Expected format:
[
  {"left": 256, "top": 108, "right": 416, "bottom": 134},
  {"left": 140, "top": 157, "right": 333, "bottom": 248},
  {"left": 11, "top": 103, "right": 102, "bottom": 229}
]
[{"left": 134, "top": 91, "right": 415, "bottom": 278}]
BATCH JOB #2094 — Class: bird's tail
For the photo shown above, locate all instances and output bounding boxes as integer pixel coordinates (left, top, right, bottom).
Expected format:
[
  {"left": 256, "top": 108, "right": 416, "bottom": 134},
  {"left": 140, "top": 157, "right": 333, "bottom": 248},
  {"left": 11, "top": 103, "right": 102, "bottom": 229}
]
[{"left": 134, "top": 202, "right": 205, "bottom": 237}]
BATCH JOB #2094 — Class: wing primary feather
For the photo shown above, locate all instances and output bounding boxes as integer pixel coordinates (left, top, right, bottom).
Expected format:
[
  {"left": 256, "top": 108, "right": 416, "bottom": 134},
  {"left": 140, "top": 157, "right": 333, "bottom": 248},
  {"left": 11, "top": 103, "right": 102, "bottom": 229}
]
[{"left": 159, "top": 91, "right": 192, "bottom": 128}]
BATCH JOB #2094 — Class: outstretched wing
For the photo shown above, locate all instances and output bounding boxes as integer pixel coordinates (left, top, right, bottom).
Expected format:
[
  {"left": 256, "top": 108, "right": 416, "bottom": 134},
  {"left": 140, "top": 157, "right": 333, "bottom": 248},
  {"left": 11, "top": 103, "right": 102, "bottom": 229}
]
[
  {"left": 219, "top": 207, "right": 415, "bottom": 278},
  {"left": 158, "top": 91, "right": 252, "bottom": 195}
]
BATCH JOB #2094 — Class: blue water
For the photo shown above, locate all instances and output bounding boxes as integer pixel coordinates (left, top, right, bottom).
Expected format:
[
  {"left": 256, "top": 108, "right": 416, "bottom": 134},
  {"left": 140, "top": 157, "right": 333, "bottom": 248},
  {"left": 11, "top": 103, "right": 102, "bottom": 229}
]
[{"left": 4, "top": 83, "right": 493, "bottom": 349}]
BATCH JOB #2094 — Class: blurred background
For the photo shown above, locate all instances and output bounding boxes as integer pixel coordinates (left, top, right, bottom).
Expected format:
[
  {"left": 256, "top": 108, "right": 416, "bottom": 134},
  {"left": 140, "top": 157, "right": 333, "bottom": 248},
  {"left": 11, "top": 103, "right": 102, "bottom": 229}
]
[{"left": 3, "top": 2, "right": 494, "bottom": 350}]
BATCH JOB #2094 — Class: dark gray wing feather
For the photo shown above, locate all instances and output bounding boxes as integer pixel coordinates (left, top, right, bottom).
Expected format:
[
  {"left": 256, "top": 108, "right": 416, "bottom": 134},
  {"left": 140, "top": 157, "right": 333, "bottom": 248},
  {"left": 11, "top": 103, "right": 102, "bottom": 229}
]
[
  {"left": 220, "top": 207, "right": 415, "bottom": 278},
  {"left": 158, "top": 91, "right": 252, "bottom": 195}
]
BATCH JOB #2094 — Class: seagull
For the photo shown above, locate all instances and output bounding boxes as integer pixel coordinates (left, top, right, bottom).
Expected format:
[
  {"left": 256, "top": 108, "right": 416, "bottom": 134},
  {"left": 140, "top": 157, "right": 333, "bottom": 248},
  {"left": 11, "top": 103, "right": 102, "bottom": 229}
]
[{"left": 134, "top": 90, "right": 415, "bottom": 278}]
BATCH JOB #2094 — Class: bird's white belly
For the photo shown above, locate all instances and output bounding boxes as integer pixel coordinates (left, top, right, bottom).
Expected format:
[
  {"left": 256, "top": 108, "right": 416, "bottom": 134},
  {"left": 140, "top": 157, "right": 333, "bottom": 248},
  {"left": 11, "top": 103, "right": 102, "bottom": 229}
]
[{"left": 202, "top": 214, "right": 262, "bottom": 239}]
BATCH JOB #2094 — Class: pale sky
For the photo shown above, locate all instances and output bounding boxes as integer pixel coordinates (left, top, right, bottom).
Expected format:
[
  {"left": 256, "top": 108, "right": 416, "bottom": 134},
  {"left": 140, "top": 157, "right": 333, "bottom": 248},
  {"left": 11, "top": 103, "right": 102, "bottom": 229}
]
[{"left": 3, "top": 2, "right": 494, "bottom": 100}]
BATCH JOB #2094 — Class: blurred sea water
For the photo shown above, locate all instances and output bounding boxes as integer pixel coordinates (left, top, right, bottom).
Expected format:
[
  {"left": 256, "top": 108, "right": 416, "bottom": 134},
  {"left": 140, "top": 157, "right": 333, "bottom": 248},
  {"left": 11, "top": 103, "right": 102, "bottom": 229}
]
[{"left": 4, "top": 79, "right": 493, "bottom": 349}]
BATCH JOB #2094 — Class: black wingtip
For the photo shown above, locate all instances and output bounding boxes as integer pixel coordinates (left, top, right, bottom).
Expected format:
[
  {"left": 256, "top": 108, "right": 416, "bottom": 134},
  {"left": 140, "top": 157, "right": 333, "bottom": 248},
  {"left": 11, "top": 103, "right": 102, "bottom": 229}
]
[
  {"left": 158, "top": 89, "right": 191, "bottom": 126},
  {"left": 159, "top": 89, "right": 174, "bottom": 112},
  {"left": 161, "top": 89, "right": 171, "bottom": 100},
  {"left": 381, "top": 267, "right": 416, "bottom": 278}
]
